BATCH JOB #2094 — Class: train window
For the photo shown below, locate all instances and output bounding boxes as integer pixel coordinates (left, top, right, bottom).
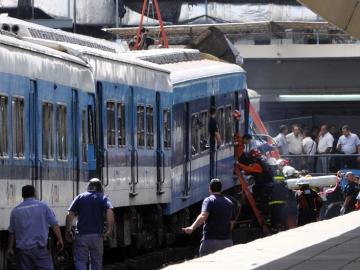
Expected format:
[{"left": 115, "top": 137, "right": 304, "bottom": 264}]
[
  {"left": 42, "top": 102, "right": 54, "bottom": 159},
  {"left": 0, "top": 95, "right": 8, "bottom": 157},
  {"left": 82, "top": 110, "right": 87, "bottom": 163},
  {"left": 137, "top": 105, "right": 145, "bottom": 147},
  {"left": 217, "top": 107, "right": 225, "bottom": 144},
  {"left": 199, "top": 111, "right": 208, "bottom": 152},
  {"left": 88, "top": 105, "right": 94, "bottom": 145},
  {"left": 106, "top": 102, "right": 116, "bottom": 147},
  {"left": 57, "top": 104, "right": 67, "bottom": 160},
  {"left": 225, "top": 105, "right": 233, "bottom": 144},
  {"left": 163, "top": 109, "right": 171, "bottom": 149},
  {"left": 117, "top": 103, "right": 126, "bottom": 146},
  {"left": 12, "top": 97, "right": 25, "bottom": 158},
  {"left": 191, "top": 113, "right": 199, "bottom": 155},
  {"left": 146, "top": 106, "right": 154, "bottom": 148}
]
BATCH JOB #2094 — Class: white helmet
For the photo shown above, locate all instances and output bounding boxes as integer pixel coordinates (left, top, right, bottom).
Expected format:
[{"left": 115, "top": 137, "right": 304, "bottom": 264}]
[
  {"left": 267, "top": 157, "right": 277, "bottom": 166},
  {"left": 282, "top": 165, "right": 297, "bottom": 177}
]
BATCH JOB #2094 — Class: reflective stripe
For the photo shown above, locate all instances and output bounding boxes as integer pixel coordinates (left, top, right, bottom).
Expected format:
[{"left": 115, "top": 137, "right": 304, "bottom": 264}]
[{"left": 268, "top": 200, "right": 286, "bottom": 205}]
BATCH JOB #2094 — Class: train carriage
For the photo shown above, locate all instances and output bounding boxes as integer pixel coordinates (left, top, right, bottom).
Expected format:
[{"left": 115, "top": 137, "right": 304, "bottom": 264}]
[{"left": 0, "top": 32, "right": 95, "bottom": 234}]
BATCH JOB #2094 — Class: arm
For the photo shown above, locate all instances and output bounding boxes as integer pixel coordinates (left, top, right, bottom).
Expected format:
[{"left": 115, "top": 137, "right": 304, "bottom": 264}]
[
  {"left": 103, "top": 208, "right": 115, "bottom": 239},
  {"left": 182, "top": 212, "right": 209, "bottom": 234},
  {"left": 65, "top": 211, "right": 76, "bottom": 242},
  {"left": 238, "top": 162, "right": 263, "bottom": 174},
  {"left": 215, "top": 131, "right": 222, "bottom": 146},
  {"left": 52, "top": 224, "right": 64, "bottom": 250},
  {"left": 343, "top": 196, "right": 351, "bottom": 209}
]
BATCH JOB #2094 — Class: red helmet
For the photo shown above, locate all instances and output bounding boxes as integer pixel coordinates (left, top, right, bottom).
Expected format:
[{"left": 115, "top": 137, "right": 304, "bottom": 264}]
[{"left": 250, "top": 149, "right": 262, "bottom": 158}]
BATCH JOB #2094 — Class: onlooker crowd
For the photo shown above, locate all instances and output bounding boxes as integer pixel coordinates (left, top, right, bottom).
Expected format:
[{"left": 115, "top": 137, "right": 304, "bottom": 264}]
[{"left": 273, "top": 124, "right": 360, "bottom": 173}]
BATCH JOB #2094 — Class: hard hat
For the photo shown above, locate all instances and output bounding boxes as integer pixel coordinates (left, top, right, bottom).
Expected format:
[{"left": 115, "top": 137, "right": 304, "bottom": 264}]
[
  {"left": 282, "top": 165, "right": 296, "bottom": 177},
  {"left": 233, "top": 110, "right": 241, "bottom": 119},
  {"left": 296, "top": 178, "right": 310, "bottom": 186},
  {"left": 345, "top": 171, "right": 353, "bottom": 177},
  {"left": 276, "top": 158, "right": 289, "bottom": 167}
]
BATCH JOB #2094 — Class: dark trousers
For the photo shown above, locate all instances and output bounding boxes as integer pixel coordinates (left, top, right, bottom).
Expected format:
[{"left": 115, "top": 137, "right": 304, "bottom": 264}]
[{"left": 18, "top": 246, "right": 54, "bottom": 270}]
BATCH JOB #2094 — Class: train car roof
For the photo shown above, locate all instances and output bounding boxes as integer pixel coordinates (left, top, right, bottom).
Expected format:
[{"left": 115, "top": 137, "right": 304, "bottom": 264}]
[
  {"left": 0, "top": 33, "right": 95, "bottom": 92},
  {"left": 125, "top": 48, "right": 246, "bottom": 85},
  {"left": 21, "top": 37, "right": 172, "bottom": 92}
]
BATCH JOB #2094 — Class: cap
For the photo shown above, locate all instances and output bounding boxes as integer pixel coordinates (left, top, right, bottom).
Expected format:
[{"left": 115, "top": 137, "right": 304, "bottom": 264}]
[
  {"left": 282, "top": 166, "right": 296, "bottom": 177},
  {"left": 345, "top": 171, "right": 353, "bottom": 177}
]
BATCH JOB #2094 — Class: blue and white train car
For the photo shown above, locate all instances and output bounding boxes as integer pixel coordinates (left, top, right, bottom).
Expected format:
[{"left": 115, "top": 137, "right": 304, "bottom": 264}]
[
  {"left": 133, "top": 50, "right": 249, "bottom": 214},
  {"left": 0, "top": 31, "right": 95, "bottom": 233}
]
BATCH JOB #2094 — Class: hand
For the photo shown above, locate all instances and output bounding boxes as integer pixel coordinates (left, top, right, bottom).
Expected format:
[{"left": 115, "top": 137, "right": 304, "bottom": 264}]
[
  {"left": 57, "top": 240, "right": 64, "bottom": 251},
  {"left": 103, "top": 230, "right": 112, "bottom": 240},
  {"left": 7, "top": 248, "right": 15, "bottom": 260},
  {"left": 182, "top": 227, "right": 193, "bottom": 235},
  {"left": 65, "top": 230, "right": 74, "bottom": 242}
]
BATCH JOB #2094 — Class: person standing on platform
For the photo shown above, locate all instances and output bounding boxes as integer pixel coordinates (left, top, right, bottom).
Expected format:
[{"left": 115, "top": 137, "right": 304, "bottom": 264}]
[
  {"left": 182, "top": 179, "right": 235, "bottom": 257},
  {"left": 209, "top": 106, "right": 222, "bottom": 179},
  {"left": 274, "top": 125, "right": 289, "bottom": 156},
  {"left": 302, "top": 129, "right": 316, "bottom": 172},
  {"left": 317, "top": 125, "right": 334, "bottom": 173},
  {"left": 337, "top": 125, "right": 360, "bottom": 169},
  {"left": 341, "top": 172, "right": 359, "bottom": 215},
  {"left": 7, "top": 185, "right": 64, "bottom": 270},
  {"left": 286, "top": 124, "right": 303, "bottom": 169},
  {"left": 66, "top": 178, "right": 114, "bottom": 270}
]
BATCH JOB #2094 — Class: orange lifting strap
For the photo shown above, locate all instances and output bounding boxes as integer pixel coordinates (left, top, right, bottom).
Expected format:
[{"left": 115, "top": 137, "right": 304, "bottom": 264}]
[
  {"left": 234, "top": 134, "right": 271, "bottom": 236},
  {"left": 135, "top": 0, "right": 169, "bottom": 50}
]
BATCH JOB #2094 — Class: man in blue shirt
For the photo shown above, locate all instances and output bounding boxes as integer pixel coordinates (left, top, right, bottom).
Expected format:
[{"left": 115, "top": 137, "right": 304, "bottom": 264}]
[
  {"left": 66, "top": 178, "right": 114, "bottom": 270},
  {"left": 7, "top": 185, "right": 64, "bottom": 270},
  {"left": 182, "top": 179, "right": 235, "bottom": 256}
]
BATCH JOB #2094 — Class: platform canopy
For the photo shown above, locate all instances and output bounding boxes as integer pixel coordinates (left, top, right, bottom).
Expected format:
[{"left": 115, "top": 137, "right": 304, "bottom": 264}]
[{"left": 298, "top": 0, "right": 360, "bottom": 39}]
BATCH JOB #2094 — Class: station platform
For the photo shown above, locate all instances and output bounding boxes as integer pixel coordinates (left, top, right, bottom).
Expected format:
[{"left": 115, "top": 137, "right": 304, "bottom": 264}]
[{"left": 164, "top": 212, "right": 360, "bottom": 270}]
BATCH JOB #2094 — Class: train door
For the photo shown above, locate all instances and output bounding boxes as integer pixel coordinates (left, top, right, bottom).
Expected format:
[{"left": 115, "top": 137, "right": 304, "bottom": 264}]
[
  {"left": 129, "top": 86, "right": 157, "bottom": 197},
  {"left": 97, "top": 82, "right": 128, "bottom": 195},
  {"left": 32, "top": 81, "right": 74, "bottom": 210},
  {"left": 76, "top": 92, "right": 97, "bottom": 195},
  {"left": 215, "top": 93, "right": 235, "bottom": 178},
  {"left": 155, "top": 91, "right": 172, "bottom": 195}
]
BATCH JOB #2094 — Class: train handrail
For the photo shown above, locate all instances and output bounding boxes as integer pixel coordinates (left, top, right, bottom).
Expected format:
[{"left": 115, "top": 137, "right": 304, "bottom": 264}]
[
  {"left": 134, "top": 149, "right": 139, "bottom": 185},
  {"left": 161, "top": 150, "right": 166, "bottom": 184},
  {"left": 103, "top": 148, "right": 109, "bottom": 187}
]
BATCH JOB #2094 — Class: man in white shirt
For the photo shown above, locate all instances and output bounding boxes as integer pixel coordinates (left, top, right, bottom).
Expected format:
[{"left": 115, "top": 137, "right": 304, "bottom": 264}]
[
  {"left": 286, "top": 124, "right": 303, "bottom": 169},
  {"left": 302, "top": 129, "right": 316, "bottom": 172},
  {"left": 317, "top": 125, "right": 334, "bottom": 173},
  {"left": 274, "top": 125, "right": 289, "bottom": 156},
  {"left": 337, "top": 125, "right": 360, "bottom": 169}
]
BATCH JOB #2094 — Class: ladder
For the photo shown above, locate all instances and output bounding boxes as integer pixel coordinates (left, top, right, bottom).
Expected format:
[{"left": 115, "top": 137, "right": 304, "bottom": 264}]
[
  {"left": 134, "top": 0, "right": 169, "bottom": 50},
  {"left": 234, "top": 134, "right": 271, "bottom": 236}
]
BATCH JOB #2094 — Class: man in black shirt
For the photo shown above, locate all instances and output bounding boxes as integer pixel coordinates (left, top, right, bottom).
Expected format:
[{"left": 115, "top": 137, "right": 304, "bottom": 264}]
[
  {"left": 341, "top": 172, "right": 359, "bottom": 214},
  {"left": 182, "top": 179, "right": 235, "bottom": 256},
  {"left": 208, "top": 106, "right": 222, "bottom": 179}
]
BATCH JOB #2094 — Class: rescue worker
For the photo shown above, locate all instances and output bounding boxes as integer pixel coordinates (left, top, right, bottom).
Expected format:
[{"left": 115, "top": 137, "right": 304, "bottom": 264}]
[
  {"left": 340, "top": 172, "right": 359, "bottom": 215},
  {"left": 295, "top": 179, "right": 322, "bottom": 226},
  {"left": 66, "top": 178, "right": 114, "bottom": 270},
  {"left": 209, "top": 106, "right": 222, "bottom": 179},
  {"left": 237, "top": 149, "right": 274, "bottom": 217},
  {"left": 7, "top": 185, "right": 64, "bottom": 270},
  {"left": 182, "top": 179, "right": 235, "bottom": 256}
]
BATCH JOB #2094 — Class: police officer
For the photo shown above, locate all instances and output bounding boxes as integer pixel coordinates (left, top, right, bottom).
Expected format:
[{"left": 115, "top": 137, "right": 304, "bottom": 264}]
[
  {"left": 7, "top": 185, "right": 64, "bottom": 270},
  {"left": 295, "top": 179, "right": 322, "bottom": 226},
  {"left": 66, "top": 178, "right": 114, "bottom": 270}
]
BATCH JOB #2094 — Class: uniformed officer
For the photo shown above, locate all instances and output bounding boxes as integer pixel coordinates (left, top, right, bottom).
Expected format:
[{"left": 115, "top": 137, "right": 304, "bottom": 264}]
[
  {"left": 66, "top": 178, "right": 114, "bottom": 270},
  {"left": 7, "top": 185, "right": 64, "bottom": 270},
  {"left": 341, "top": 172, "right": 359, "bottom": 214}
]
